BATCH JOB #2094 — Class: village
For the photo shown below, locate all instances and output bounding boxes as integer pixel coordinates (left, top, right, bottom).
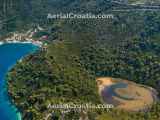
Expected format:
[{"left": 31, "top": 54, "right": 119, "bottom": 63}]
[{"left": 1, "top": 25, "right": 48, "bottom": 47}]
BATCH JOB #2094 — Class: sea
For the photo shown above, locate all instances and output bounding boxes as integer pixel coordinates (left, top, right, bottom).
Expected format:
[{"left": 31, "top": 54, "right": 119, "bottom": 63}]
[{"left": 0, "top": 43, "right": 38, "bottom": 120}]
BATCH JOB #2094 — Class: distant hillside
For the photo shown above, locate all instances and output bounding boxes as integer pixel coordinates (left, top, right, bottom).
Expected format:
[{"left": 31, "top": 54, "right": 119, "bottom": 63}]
[{"left": 128, "top": 0, "right": 160, "bottom": 4}]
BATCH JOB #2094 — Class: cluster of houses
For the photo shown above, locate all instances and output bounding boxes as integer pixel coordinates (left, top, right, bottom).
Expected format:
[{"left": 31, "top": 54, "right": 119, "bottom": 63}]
[{"left": 4, "top": 25, "right": 48, "bottom": 47}]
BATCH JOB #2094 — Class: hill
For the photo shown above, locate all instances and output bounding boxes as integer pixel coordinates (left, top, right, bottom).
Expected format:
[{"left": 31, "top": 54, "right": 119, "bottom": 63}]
[{"left": 2, "top": 0, "right": 160, "bottom": 120}]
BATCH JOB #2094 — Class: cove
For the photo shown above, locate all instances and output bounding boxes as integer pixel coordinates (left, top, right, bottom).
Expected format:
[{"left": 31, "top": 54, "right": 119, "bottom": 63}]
[{"left": 0, "top": 43, "right": 38, "bottom": 120}]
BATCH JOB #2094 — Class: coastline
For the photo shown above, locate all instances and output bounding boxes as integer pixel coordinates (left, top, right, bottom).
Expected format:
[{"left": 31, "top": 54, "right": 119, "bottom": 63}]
[
  {"left": 0, "top": 43, "right": 39, "bottom": 120},
  {"left": 9, "top": 43, "right": 39, "bottom": 120},
  {"left": 0, "top": 40, "right": 43, "bottom": 47}
]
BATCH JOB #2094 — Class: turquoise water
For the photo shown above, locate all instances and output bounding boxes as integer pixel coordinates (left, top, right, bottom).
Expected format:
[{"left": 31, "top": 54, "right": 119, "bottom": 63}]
[{"left": 0, "top": 43, "right": 38, "bottom": 120}]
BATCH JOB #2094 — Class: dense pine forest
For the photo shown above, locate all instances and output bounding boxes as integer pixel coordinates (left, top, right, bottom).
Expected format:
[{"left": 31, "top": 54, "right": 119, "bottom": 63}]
[{"left": 0, "top": 0, "right": 160, "bottom": 120}]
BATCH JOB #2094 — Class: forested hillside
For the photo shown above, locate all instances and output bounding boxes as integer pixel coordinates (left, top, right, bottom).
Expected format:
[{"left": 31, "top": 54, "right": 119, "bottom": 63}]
[{"left": 8, "top": 17, "right": 160, "bottom": 120}]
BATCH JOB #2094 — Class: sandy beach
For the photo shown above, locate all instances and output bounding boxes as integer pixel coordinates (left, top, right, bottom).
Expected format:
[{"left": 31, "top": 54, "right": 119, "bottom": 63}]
[{"left": 0, "top": 40, "right": 42, "bottom": 47}]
